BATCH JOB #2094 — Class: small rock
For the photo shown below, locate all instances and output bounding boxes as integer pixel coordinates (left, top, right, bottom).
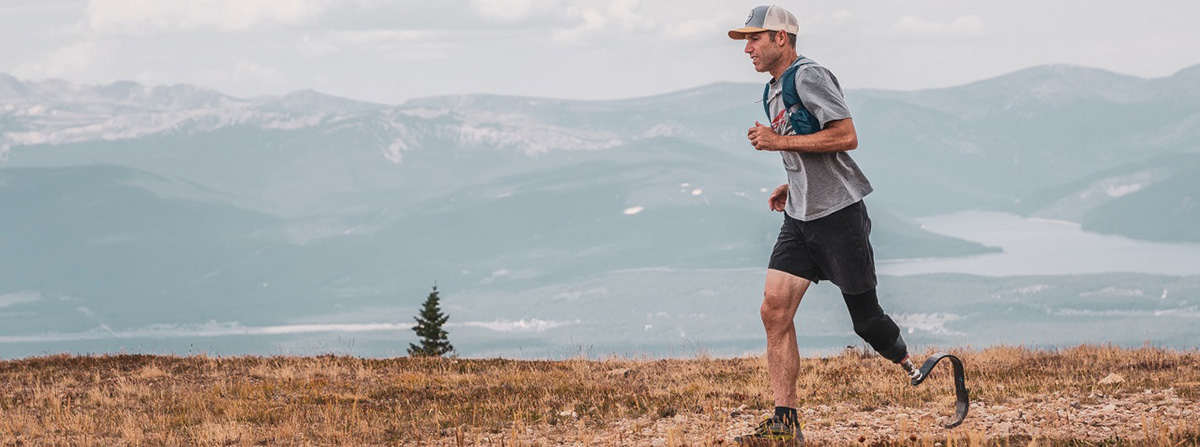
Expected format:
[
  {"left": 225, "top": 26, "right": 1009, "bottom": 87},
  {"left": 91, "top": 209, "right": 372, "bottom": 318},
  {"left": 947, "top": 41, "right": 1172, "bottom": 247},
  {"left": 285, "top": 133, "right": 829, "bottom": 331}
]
[
  {"left": 729, "top": 404, "right": 748, "bottom": 418},
  {"left": 608, "top": 368, "right": 634, "bottom": 378},
  {"left": 1098, "top": 373, "right": 1124, "bottom": 385}
]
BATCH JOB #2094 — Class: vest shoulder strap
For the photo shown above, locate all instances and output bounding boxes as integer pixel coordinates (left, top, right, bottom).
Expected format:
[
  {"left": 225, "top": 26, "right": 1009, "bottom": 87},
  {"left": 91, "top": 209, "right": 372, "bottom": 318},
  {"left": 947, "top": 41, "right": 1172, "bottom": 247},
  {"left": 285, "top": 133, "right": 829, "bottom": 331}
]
[
  {"left": 762, "top": 57, "right": 817, "bottom": 119},
  {"left": 780, "top": 57, "right": 815, "bottom": 110}
]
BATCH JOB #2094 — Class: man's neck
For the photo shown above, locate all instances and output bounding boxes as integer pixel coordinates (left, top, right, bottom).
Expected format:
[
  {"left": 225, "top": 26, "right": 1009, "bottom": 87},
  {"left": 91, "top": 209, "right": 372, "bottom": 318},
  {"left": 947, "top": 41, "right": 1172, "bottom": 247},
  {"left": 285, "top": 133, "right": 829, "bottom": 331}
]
[{"left": 769, "top": 53, "right": 799, "bottom": 81}]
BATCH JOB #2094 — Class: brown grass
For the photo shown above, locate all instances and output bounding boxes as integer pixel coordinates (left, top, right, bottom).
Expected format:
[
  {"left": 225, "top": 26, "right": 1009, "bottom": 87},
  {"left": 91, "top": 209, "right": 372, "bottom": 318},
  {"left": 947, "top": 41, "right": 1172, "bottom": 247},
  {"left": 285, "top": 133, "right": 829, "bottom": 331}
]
[{"left": 0, "top": 345, "right": 1196, "bottom": 446}]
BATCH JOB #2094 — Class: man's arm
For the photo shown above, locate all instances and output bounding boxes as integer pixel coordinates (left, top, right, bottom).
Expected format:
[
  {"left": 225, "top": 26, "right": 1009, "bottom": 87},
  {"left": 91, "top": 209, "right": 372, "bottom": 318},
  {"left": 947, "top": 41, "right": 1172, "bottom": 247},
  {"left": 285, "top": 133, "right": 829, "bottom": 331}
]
[{"left": 747, "top": 118, "right": 858, "bottom": 153}]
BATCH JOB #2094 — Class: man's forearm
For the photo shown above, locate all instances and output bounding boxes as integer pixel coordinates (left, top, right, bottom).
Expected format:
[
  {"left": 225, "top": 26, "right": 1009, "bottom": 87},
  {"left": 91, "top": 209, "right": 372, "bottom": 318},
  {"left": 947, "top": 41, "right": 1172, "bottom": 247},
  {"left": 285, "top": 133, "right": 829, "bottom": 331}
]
[
  {"left": 773, "top": 131, "right": 857, "bottom": 153},
  {"left": 748, "top": 118, "right": 859, "bottom": 153},
  {"left": 774, "top": 118, "right": 858, "bottom": 153}
]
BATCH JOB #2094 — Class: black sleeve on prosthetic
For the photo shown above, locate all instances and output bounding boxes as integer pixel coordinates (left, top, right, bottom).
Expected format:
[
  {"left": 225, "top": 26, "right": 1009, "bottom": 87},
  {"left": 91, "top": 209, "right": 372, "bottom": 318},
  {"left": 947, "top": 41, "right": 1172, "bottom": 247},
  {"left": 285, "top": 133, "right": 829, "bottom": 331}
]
[{"left": 842, "top": 288, "right": 908, "bottom": 363}]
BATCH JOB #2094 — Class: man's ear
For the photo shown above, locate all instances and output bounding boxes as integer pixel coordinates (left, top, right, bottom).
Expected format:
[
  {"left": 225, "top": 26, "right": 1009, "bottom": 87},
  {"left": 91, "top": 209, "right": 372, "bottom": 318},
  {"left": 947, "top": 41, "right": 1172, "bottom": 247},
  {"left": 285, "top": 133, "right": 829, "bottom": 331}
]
[{"left": 777, "top": 30, "right": 789, "bottom": 48}]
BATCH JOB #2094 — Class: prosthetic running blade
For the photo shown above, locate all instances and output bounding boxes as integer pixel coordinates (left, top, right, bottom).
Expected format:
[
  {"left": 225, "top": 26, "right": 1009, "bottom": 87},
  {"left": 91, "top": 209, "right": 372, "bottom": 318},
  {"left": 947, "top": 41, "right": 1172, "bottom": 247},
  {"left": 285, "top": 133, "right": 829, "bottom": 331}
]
[{"left": 910, "top": 352, "right": 970, "bottom": 428}]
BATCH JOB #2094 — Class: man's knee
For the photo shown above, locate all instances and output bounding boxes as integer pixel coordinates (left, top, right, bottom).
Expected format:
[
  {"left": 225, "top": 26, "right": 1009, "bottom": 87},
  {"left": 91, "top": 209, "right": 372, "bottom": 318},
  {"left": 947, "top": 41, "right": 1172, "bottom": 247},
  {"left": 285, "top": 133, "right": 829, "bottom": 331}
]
[
  {"left": 760, "top": 290, "right": 795, "bottom": 331},
  {"left": 760, "top": 295, "right": 788, "bottom": 326},
  {"left": 762, "top": 270, "right": 809, "bottom": 333}
]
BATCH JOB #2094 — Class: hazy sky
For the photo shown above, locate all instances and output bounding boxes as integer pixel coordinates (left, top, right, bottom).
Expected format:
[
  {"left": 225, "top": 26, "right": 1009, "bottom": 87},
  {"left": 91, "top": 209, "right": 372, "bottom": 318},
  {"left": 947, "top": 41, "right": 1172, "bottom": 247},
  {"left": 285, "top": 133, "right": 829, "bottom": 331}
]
[{"left": 4, "top": 0, "right": 1200, "bottom": 104}]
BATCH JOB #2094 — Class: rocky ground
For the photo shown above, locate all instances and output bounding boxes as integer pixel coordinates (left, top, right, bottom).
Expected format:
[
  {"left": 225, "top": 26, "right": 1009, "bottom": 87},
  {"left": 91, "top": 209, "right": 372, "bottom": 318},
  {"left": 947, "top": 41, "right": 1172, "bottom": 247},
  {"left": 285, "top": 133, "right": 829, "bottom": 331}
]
[{"left": 423, "top": 377, "right": 1199, "bottom": 446}]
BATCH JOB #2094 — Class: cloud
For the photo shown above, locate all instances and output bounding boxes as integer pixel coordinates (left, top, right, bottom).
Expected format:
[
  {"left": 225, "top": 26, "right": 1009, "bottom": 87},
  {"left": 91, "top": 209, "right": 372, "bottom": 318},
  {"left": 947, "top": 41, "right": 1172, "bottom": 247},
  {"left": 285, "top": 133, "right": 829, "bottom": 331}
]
[
  {"left": 85, "top": 0, "right": 329, "bottom": 34},
  {"left": 13, "top": 40, "right": 114, "bottom": 79},
  {"left": 296, "top": 33, "right": 340, "bottom": 58},
  {"left": 606, "top": 0, "right": 654, "bottom": 30},
  {"left": 662, "top": 10, "right": 740, "bottom": 41},
  {"left": 308, "top": 29, "right": 455, "bottom": 61},
  {"left": 471, "top": 0, "right": 537, "bottom": 22},
  {"left": 554, "top": 0, "right": 655, "bottom": 43},
  {"left": 555, "top": 7, "right": 607, "bottom": 43},
  {"left": 888, "top": 14, "right": 983, "bottom": 39},
  {"left": 190, "top": 60, "right": 286, "bottom": 90}
]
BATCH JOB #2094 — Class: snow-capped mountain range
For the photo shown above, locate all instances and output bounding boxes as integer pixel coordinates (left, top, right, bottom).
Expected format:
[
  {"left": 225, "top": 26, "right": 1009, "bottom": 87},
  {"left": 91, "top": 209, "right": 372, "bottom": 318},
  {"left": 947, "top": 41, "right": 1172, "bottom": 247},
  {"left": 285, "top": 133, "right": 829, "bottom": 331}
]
[{"left": 0, "top": 73, "right": 391, "bottom": 154}]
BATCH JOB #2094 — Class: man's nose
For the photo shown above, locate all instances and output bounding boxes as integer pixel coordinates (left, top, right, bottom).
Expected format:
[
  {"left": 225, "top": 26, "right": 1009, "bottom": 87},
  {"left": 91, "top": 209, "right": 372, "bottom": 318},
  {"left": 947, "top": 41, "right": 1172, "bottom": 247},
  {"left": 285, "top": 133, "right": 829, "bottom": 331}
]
[{"left": 744, "top": 41, "right": 753, "bottom": 53}]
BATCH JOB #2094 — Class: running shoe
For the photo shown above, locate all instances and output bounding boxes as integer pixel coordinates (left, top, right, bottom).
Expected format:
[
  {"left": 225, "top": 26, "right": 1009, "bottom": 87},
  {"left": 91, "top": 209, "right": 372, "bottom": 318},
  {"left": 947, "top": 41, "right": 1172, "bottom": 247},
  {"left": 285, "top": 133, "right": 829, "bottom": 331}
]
[{"left": 734, "top": 415, "right": 803, "bottom": 445}]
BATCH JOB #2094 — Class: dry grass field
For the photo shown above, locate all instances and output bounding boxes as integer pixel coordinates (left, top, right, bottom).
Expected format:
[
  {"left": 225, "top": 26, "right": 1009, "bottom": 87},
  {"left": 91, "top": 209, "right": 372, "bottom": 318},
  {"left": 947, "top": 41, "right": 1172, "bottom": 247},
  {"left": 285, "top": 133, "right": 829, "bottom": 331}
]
[{"left": 0, "top": 345, "right": 1196, "bottom": 446}]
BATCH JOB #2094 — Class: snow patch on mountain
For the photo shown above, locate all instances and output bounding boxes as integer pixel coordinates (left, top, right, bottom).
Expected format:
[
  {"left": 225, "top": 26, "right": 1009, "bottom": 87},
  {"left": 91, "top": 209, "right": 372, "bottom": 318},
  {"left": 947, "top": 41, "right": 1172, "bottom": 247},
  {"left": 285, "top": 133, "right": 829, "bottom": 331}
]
[
  {"left": 1105, "top": 183, "right": 1143, "bottom": 198},
  {"left": 895, "top": 312, "right": 965, "bottom": 336},
  {"left": 381, "top": 121, "right": 419, "bottom": 164},
  {"left": 0, "top": 291, "right": 41, "bottom": 309},
  {"left": 1083, "top": 173, "right": 1155, "bottom": 200},
  {"left": 259, "top": 113, "right": 328, "bottom": 130},
  {"left": 642, "top": 122, "right": 683, "bottom": 138},
  {"left": 456, "top": 111, "right": 623, "bottom": 155},
  {"left": 384, "top": 140, "right": 406, "bottom": 164},
  {"left": 397, "top": 107, "right": 450, "bottom": 119}
]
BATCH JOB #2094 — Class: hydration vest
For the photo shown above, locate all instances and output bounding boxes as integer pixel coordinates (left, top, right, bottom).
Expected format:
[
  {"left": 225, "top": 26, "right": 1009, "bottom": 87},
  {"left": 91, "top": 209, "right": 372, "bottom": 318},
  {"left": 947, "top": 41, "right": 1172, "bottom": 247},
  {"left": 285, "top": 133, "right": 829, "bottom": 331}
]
[{"left": 762, "top": 57, "right": 821, "bottom": 136}]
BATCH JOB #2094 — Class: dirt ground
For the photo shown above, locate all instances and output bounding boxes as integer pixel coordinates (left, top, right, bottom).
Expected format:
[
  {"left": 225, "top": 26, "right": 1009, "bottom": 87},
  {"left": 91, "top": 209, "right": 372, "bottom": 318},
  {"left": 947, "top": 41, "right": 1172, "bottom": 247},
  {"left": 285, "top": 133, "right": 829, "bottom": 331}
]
[{"left": 421, "top": 387, "right": 1199, "bottom": 446}]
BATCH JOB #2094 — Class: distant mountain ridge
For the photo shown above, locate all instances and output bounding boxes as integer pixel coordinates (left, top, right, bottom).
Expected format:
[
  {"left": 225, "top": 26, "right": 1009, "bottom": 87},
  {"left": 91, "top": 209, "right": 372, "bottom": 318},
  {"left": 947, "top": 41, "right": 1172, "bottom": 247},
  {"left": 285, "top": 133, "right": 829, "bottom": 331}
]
[
  {"left": 0, "top": 75, "right": 389, "bottom": 155},
  {"left": 848, "top": 64, "right": 1200, "bottom": 216},
  {"left": 4, "top": 63, "right": 1197, "bottom": 159}
]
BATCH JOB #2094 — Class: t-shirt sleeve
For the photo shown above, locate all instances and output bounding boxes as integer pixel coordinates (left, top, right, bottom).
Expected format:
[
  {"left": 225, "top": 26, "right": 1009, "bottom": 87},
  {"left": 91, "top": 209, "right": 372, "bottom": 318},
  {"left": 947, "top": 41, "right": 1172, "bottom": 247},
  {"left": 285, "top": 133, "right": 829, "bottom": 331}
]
[{"left": 795, "top": 66, "right": 852, "bottom": 128}]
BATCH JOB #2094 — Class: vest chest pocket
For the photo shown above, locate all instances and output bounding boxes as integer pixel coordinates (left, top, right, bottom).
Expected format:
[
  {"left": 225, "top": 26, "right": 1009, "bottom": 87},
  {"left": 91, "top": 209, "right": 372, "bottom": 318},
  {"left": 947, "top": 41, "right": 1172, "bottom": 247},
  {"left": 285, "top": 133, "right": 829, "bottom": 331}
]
[{"left": 788, "top": 105, "right": 819, "bottom": 136}]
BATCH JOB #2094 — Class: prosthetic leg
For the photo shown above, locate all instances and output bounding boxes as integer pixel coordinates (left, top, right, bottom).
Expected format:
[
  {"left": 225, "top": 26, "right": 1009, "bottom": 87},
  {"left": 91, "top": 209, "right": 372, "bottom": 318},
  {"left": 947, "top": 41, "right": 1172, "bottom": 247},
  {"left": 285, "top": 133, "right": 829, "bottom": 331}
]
[
  {"left": 842, "top": 288, "right": 908, "bottom": 362},
  {"left": 843, "top": 288, "right": 970, "bottom": 428}
]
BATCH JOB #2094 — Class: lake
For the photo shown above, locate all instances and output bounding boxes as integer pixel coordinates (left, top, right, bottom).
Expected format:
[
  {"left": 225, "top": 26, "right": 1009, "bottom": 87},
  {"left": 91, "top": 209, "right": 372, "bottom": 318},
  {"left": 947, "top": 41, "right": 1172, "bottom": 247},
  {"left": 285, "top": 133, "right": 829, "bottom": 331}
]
[
  {"left": 880, "top": 211, "right": 1200, "bottom": 276},
  {"left": 3, "top": 211, "right": 1197, "bottom": 359}
]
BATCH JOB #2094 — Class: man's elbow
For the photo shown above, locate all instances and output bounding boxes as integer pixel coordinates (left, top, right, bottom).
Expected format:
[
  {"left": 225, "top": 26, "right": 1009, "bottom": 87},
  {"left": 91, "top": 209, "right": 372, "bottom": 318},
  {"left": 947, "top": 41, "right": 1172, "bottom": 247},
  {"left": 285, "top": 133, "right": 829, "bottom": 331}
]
[{"left": 842, "top": 134, "right": 858, "bottom": 151}]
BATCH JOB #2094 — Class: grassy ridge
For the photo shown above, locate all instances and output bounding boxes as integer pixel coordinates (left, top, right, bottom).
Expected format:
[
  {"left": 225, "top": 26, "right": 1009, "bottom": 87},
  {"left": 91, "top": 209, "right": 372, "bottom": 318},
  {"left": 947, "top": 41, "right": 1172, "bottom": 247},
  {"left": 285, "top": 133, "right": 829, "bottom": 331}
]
[{"left": 0, "top": 345, "right": 1197, "bottom": 446}]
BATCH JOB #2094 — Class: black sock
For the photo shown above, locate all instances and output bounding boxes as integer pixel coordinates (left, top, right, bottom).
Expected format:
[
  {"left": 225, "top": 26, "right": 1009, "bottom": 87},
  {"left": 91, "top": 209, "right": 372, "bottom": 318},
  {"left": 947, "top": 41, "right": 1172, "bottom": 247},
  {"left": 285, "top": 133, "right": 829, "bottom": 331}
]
[{"left": 774, "top": 406, "right": 797, "bottom": 425}]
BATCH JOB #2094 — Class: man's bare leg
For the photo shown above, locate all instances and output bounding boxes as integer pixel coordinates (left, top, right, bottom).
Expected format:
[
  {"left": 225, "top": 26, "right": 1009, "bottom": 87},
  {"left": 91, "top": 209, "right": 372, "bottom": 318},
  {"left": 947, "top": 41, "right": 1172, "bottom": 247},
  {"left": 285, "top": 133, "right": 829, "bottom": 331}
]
[{"left": 761, "top": 269, "right": 811, "bottom": 408}]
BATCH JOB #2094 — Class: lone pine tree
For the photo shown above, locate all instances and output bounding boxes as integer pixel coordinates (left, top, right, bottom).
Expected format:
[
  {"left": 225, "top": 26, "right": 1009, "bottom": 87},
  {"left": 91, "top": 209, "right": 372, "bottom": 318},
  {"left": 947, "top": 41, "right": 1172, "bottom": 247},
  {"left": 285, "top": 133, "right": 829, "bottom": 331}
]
[{"left": 408, "top": 285, "right": 454, "bottom": 357}]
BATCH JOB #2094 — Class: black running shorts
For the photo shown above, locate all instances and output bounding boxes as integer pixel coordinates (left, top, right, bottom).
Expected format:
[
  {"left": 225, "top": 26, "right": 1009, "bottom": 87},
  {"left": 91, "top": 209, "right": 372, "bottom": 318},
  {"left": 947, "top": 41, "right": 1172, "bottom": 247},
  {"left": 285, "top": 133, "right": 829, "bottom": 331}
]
[{"left": 768, "top": 200, "right": 878, "bottom": 294}]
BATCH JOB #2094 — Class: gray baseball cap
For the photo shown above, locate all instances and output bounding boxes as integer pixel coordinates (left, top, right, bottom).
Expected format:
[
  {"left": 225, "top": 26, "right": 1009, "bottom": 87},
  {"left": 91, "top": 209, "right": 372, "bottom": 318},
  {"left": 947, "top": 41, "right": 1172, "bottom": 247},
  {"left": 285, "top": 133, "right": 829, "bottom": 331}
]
[{"left": 728, "top": 5, "right": 799, "bottom": 40}]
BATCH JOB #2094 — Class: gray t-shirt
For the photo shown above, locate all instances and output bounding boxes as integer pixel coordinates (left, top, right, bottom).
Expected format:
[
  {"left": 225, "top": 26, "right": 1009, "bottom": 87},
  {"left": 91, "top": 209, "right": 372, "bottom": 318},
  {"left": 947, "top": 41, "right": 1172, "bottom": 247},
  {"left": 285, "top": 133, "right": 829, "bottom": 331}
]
[{"left": 766, "top": 56, "right": 873, "bottom": 221}]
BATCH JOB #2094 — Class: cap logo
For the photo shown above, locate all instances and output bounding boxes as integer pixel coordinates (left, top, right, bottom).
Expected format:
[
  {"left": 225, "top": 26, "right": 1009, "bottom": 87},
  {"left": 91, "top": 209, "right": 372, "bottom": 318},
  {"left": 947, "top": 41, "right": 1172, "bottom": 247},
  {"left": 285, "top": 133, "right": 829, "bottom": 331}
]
[{"left": 746, "top": 10, "right": 754, "bottom": 25}]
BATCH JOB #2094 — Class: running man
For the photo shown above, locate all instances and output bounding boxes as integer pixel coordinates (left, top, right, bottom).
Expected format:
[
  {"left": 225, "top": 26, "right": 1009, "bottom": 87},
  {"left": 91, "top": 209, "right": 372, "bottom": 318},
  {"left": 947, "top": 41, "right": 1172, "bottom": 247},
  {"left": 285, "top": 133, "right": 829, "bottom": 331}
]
[{"left": 728, "top": 5, "right": 922, "bottom": 444}]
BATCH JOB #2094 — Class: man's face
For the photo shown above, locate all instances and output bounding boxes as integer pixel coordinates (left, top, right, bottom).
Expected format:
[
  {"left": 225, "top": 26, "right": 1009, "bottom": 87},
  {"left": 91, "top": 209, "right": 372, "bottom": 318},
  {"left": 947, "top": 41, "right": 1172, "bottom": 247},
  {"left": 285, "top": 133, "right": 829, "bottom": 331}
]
[{"left": 743, "top": 31, "right": 783, "bottom": 74}]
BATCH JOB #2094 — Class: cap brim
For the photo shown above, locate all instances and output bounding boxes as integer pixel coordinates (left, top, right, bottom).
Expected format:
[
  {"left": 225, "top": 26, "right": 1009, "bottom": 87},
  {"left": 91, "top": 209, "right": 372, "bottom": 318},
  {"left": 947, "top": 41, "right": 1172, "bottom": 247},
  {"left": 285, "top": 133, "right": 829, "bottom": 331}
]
[{"left": 728, "top": 27, "right": 768, "bottom": 40}]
